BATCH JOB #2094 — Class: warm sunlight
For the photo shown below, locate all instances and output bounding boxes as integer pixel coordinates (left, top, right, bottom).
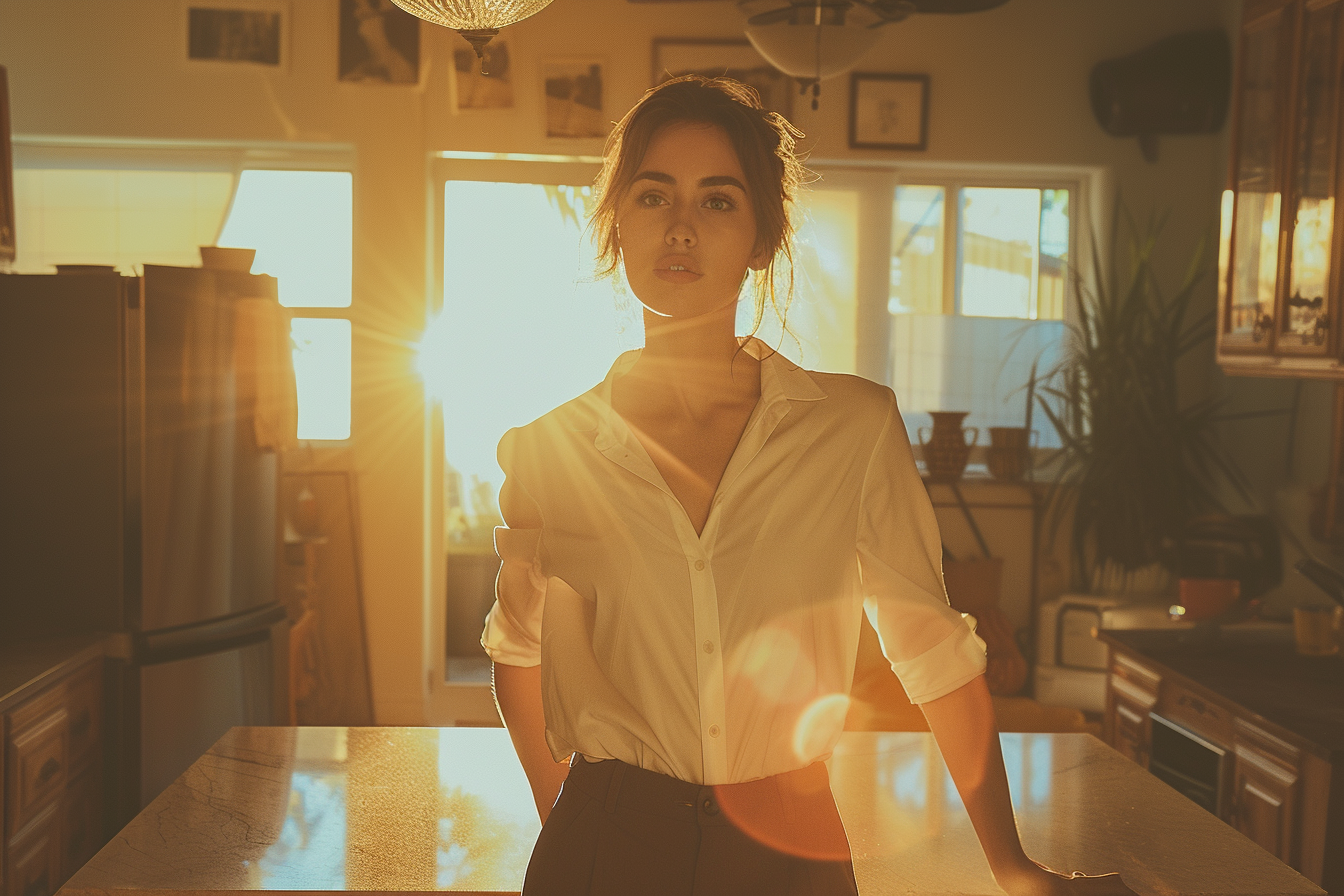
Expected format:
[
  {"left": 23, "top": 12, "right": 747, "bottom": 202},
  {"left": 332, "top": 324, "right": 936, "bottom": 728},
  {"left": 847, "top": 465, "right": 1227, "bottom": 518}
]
[{"left": 421, "top": 179, "right": 626, "bottom": 517}]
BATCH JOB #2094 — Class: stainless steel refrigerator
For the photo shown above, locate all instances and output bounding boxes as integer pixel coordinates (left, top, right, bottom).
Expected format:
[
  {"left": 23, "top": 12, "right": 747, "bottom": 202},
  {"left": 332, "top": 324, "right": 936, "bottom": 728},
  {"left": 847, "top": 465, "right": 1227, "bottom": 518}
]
[{"left": 0, "top": 266, "right": 288, "bottom": 822}]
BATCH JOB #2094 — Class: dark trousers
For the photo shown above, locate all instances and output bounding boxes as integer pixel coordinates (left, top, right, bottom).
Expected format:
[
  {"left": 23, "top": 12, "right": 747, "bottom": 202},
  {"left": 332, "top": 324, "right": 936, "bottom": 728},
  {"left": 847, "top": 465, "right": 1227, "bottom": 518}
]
[{"left": 522, "top": 755, "right": 861, "bottom": 896}]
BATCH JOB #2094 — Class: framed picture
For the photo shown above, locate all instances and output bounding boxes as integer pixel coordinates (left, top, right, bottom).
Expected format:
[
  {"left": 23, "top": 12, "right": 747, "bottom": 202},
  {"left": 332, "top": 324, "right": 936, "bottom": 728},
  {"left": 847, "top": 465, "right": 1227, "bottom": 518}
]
[
  {"left": 453, "top": 39, "right": 513, "bottom": 111},
  {"left": 849, "top": 73, "right": 929, "bottom": 151},
  {"left": 0, "top": 66, "right": 14, "bottom": 267},
  {"left": 542, "top": 58, "right": 607, "bottom": 139},
  {"left": 338, "top": 0, "right": 419, "bottom": 84},
  {"left": 652, "top": 38, "right": 793, "bottom": 119},
  {"left": 183, "top": 0, "right": 289, "bottom": 69}
]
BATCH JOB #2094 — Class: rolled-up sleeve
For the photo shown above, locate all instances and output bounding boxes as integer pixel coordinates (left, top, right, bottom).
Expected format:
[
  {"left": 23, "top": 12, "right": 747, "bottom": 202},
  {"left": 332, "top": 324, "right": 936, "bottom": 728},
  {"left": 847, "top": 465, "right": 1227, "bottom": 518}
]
[
  {"left": 480, "top": 429, "right": 548, "bottom": 667},
  {"left": 857, "top": 389, "right": 987, "bottom": 703}
]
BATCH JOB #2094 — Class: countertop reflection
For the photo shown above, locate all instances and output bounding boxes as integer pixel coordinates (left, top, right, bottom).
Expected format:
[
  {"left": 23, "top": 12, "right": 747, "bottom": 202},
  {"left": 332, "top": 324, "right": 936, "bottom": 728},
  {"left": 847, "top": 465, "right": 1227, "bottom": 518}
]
[{"left": 61, "top": 728, "right": 1323, "bottom": 896}]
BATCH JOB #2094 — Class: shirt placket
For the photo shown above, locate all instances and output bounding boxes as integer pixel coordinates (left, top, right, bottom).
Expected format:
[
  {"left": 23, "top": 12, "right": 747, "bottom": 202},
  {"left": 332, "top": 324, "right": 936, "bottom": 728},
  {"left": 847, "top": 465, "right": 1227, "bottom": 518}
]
[{"left": 680, "top": 520, "right": 728, "bottom": 783}]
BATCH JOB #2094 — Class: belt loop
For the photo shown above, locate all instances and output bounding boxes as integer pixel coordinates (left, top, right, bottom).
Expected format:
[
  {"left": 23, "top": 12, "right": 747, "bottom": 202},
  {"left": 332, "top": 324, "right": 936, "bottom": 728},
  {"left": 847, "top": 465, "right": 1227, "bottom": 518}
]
[{"left": 604, "top": 762, "right": 626, "bottom": 813}]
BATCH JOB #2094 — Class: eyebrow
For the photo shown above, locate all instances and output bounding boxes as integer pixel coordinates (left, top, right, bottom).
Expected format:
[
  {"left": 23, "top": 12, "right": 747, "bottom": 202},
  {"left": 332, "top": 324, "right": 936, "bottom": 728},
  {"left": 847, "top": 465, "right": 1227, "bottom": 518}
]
[{"left": 632, "top": 171, "right": 748, "bottom": 192}]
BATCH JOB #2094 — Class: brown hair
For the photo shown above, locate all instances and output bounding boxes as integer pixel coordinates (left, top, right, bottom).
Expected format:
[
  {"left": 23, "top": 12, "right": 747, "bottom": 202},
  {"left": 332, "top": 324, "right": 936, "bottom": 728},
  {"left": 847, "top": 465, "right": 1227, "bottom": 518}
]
[{"left": 590, "top": 75, "right": 806, "bottom": 342}]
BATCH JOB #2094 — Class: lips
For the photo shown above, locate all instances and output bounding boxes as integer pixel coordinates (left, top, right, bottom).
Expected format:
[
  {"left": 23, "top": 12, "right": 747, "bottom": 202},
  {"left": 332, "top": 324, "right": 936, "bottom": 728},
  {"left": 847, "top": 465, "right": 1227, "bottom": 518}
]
[{"left": 654, "top": 255, "right": 702, "bottom": 284}]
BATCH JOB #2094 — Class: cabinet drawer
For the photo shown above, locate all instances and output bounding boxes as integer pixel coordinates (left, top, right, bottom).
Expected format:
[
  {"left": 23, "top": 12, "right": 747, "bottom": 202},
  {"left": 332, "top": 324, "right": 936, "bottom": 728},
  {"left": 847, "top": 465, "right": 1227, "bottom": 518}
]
[
  {"left": 63, "top": 663, "right": 102, "bottom": 775},
  {"left": 1109, "top": 652, "right": 1161, "bottom": 697},
  {"left": 63, "top": 769, "right": 103, "bottom": 878},
  {"left": 6, "top": 802, "right": 61, "bottom": 896},
  {"left": 6, "top": 708, "right": 68, "bottom": 838},
  {"left": 1159, "top": 679, "right": 1235, "bottom": 747}
]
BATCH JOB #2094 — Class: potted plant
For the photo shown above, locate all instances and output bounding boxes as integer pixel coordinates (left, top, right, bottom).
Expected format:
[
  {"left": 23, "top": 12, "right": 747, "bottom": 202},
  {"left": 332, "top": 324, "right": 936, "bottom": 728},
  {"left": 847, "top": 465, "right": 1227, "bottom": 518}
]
[{"left": 1035, "top": 204, "right": 1249, "bottom": 593}]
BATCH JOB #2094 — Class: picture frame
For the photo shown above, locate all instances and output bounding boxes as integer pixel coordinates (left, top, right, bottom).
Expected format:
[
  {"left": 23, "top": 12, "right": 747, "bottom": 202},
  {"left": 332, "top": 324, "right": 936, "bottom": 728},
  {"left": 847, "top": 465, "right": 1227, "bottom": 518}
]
[
  {"left": 849, "top": 72, "right": 929, "bottom": 151},
  {"left": 652, "top": 38, "right": 793, "bottom": 120},
  {"left": 453, "top": 38, "right": 513, "bottom": 111},
  {"left": 542, "top": 58, "right": 607, "bottom": 139},
  {"left": 182, "top": 0, "right": 289, "bottom": 70},
  {"left": 0, "top": 66, "right": 14, "bottom": 267},
  {"left": 338, "top": 0, "right": 419, "bottom": 85}
]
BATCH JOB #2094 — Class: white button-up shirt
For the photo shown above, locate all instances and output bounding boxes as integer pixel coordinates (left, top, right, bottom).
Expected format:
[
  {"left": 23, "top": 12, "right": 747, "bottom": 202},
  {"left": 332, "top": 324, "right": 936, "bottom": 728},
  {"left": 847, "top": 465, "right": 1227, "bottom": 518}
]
[{"left": 482, "top": 338, "right": 986, "bottom": 786}]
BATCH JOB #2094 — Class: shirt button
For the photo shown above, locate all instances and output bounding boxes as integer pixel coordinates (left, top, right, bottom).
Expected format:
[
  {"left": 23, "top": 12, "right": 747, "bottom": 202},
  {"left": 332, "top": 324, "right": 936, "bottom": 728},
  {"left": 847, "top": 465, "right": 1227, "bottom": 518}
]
[
  {"left": 709, "top": 725, "right": 720, "bottom": 738},
  {"left": 694, "top": 560, "right": 705, "bottom": 571},
  {"left": 702, "top": 640, "right": 714, "bottom": 654}
]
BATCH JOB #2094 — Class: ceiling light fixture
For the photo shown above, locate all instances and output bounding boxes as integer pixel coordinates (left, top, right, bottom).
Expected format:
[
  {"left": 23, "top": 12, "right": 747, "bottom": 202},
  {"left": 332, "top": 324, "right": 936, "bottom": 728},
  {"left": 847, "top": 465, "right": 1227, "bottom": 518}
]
[
  {"left": 741, "top": 0, "right": 914, "bottom": 110},
  {"left": 388, "top": 0, "right": 556, "bottom": 64}
]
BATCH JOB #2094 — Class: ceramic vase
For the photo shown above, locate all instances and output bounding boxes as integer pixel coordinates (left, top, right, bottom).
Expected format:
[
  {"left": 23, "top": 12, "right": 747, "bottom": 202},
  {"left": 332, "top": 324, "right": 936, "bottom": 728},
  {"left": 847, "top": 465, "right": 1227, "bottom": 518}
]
[
  {"left": 918, "top": 411, "right": 977, "bottom": 482},
  {"left": 987, "top": 426, "right": 1037, "bottom": 481}
]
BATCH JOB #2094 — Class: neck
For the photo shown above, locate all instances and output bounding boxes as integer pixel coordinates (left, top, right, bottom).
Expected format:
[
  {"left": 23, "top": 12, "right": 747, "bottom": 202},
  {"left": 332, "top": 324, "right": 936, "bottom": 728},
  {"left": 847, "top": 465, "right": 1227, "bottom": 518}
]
[{"left": 625, "top": 302, "right": 760, "bottom": 414}]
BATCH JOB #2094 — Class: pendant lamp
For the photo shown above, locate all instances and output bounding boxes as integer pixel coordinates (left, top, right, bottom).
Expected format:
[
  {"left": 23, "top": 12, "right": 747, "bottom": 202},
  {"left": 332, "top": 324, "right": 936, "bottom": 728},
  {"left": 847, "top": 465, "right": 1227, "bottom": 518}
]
[
  {"left": 742, "top": 0, "right": 914, "bottom": 109},
  {"left": 388, "top": 0, "right": 556, "bottom": 63}
]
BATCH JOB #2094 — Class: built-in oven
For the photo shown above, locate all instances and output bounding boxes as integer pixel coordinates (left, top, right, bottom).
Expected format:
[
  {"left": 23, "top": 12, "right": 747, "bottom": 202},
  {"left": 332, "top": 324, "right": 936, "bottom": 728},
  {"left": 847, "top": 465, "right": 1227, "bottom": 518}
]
[{"left": 1147, "top": 712, "right": 1227, "bottom": 816}]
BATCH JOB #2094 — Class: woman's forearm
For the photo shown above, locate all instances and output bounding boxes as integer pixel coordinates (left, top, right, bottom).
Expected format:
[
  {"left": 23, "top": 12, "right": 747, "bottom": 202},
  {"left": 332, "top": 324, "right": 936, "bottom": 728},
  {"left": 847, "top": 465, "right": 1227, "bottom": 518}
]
[
  {"left": 492, "top": 661, "right": 570, "bottom": 823},
  {"left": 919, "top": 674, "right": 1037, "bottom": 885}
]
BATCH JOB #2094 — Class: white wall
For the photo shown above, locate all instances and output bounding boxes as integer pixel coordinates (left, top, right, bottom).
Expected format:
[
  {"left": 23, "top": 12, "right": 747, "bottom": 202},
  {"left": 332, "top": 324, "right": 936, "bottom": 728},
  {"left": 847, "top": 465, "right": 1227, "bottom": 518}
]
[{"left": 4, "top": 0, "right": 1265, "bottom": 721}]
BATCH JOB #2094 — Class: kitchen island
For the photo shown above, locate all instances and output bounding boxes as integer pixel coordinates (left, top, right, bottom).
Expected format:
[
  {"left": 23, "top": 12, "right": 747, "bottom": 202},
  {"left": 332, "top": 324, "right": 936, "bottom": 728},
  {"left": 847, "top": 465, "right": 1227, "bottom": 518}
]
[{"left": 59, "top": 727, "right": 1322, "bottom": 896}]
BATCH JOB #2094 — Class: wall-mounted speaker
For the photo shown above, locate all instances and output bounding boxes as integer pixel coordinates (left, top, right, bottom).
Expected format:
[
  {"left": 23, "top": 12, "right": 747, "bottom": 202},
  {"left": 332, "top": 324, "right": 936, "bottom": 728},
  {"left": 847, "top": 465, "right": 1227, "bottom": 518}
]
[{"left": 1090, "top": 29, "right": 1231, "bottom": 162}]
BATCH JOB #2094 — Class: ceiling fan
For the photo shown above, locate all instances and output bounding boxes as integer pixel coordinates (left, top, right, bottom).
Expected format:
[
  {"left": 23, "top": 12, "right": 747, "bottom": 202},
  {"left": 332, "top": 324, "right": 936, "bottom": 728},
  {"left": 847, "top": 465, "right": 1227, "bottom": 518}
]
[{"left": 738, "top": 0, "right": 1011, "bottom": 108}]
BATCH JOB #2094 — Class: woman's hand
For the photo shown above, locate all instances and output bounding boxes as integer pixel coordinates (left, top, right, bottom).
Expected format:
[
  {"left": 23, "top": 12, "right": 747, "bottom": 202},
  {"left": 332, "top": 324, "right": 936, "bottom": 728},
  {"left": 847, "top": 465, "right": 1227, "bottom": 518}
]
[{"left": 997, "top": 860, "right": 1139, "bottom": 896}]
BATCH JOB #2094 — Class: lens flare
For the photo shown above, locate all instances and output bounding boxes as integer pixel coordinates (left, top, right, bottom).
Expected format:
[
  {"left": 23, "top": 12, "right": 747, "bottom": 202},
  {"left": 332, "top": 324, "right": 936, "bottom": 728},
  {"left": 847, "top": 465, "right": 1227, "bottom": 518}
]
[{"left": 792, "top": 693, "right": 851, "bottom": 764}]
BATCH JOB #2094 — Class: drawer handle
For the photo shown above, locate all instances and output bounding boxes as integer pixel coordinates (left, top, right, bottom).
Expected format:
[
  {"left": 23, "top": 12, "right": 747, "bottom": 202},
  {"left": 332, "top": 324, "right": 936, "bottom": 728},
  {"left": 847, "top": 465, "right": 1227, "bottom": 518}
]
[
  {"left": 71, "top": 709, "right": 91, "bottom": 741},
  {"left": 23, "top": 870, "right": 49, "bottom": 896},
  {"left": 38, "top": 756, "right": 62, "bottom": 785}
]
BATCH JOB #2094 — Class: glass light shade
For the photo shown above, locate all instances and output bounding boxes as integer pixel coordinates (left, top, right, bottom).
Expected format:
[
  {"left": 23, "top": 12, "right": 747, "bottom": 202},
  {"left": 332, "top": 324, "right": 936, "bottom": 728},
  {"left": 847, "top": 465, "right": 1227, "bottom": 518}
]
[
  {"left": 388, "top": 0, "right": 556, "bottom": 57},
  {"left": 744, "top": 22, "right": 882, "bottom": 84}
]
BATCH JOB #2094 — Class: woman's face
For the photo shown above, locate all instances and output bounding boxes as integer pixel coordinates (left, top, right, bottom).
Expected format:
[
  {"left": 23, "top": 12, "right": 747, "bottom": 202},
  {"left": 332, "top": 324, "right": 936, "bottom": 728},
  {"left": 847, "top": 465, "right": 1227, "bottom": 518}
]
[{"left": 615, "top": 121, "right": 765, "bottom": 321}]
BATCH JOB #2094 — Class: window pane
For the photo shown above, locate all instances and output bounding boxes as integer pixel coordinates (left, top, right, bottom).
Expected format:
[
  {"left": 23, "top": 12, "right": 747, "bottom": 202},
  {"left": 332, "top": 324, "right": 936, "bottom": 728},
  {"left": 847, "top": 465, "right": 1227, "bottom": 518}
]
[
  {"left": 888, "top": 185, "right": 944, "bottom": 315},
  {"left": 219, "top": 170, "right": 352, "bottom": 308},
  {"left": 1038, "top": 188, "right": 1069, "bottom": 321},
  {"left": 291, "top": 318, "right": 351, "bottom": 441},
  {"left": 10, "top": 168, "right": 234, "bottom": 273},
  {"left": 756, "top": 187, "right": 858, "bottom": 373},
  {"left": 958, "top": 186, "right": 1042, "bottom": 319},
  {"left": 432, "top": 180, "right": 625, "bottom": 534}
]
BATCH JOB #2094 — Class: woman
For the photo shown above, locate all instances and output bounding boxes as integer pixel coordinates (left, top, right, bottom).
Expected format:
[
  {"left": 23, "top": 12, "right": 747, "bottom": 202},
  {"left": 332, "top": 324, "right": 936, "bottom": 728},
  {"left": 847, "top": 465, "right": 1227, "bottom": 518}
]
[{"left": 483, "top": 76, "right": 1136, "bottom": 896}]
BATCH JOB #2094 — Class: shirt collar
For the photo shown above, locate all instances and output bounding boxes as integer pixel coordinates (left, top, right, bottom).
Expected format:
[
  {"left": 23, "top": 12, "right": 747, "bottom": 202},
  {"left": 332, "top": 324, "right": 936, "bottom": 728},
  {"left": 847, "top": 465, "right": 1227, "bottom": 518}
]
[{"left": 576, "top": 336, "right": 827, "bottom": 439}]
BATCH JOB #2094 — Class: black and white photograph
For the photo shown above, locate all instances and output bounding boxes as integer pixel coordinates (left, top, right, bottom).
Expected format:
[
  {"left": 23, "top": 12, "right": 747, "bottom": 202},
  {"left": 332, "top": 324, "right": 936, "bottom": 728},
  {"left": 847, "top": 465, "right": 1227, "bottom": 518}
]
[
  {"left": 849, "top": 72, "right": 930, "bottom": 150},
  {"left": 542, "top": 59, "right": 606, "bottom": 138},
  {"left": 652, "top": 38, "right": 793, "bottom": 119},
  {"left": 453, "top": 40, "right": 512, "bottom": 110},
  {"left": 339, "top": 0, "right": 419, "bottom": 85},
  {"left": 185, "top": 1, "right": 287, "bottom": 68}
]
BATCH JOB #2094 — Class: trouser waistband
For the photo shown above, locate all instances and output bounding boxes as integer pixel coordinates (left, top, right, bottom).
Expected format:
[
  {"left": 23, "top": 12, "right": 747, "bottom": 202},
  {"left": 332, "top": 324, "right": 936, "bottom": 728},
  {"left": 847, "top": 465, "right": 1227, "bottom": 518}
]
[{"left": 563, "top": 754, "right": 829, "bottom": 825}]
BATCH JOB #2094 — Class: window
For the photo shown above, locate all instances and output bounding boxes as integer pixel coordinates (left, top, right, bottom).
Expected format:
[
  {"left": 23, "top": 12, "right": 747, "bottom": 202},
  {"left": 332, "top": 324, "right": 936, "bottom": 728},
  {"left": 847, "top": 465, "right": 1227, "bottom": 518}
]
[
  {"left": 798, "top": 166, "right": 1092, "bottom": 451},
  {"left": 220, "top": 169, "right": 354, "bottom": 441}
]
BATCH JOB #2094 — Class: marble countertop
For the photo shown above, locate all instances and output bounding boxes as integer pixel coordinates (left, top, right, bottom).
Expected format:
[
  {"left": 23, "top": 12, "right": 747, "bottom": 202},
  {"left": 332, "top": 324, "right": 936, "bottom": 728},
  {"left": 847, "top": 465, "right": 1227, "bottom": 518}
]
[
  {"left": 0, "top": 633, "right": 115, "bottom": 712},
  {"left": 60, "top": 727, "right": 1322, "bottom": 896},
  {"left": 1100, "top": 627, "right": 1344, "bottom": 755}
]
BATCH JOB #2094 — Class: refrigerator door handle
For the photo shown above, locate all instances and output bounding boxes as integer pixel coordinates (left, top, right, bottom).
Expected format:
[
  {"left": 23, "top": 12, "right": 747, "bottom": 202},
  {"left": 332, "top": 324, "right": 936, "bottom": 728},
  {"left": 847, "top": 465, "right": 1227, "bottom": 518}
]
[{"left": 136, "top": 602, "right": 288, "bottom": 666}]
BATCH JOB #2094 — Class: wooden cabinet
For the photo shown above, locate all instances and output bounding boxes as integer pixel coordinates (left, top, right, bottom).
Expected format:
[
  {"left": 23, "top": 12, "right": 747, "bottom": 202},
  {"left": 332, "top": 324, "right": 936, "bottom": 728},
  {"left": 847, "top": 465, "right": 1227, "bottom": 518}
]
[
  {"left": 2, "top": 660, "right": 105, "bottom": 896},
  {"left": 1102, "top": 640, "right": 1336, "bottom": 888},
  {"left": 1231, "top": 718, "right": 1303, "bottom": 866},
  {"left": 1104, "top": 652, "right": 1161, "bottom": 768},
  {"left": 1218, "top": 0, "right": 1344, "bottom": 378}
]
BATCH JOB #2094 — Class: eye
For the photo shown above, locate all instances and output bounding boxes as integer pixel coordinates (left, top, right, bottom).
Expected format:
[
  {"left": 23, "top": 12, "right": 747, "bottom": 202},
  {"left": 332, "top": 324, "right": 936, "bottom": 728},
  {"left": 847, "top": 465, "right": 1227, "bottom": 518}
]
[
  {"left": 704, "top": 195, "right": 735, "bottom": 212},
  {"left": 637, "top": 192, "right": 667, "bottom": 207}
]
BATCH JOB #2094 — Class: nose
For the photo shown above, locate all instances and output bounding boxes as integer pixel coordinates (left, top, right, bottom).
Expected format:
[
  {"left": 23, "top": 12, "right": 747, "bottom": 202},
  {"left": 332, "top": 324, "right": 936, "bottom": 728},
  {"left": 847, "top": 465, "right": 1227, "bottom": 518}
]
[{"left": 665, "top": 214, "right": 696, "bottom": 248}]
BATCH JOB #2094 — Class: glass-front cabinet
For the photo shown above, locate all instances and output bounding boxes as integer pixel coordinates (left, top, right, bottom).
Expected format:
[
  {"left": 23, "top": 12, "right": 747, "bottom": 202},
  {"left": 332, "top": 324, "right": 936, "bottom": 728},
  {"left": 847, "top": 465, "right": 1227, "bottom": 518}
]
[{"left": 1219, "top": 0, "right": 1344, "bottom": 377}]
